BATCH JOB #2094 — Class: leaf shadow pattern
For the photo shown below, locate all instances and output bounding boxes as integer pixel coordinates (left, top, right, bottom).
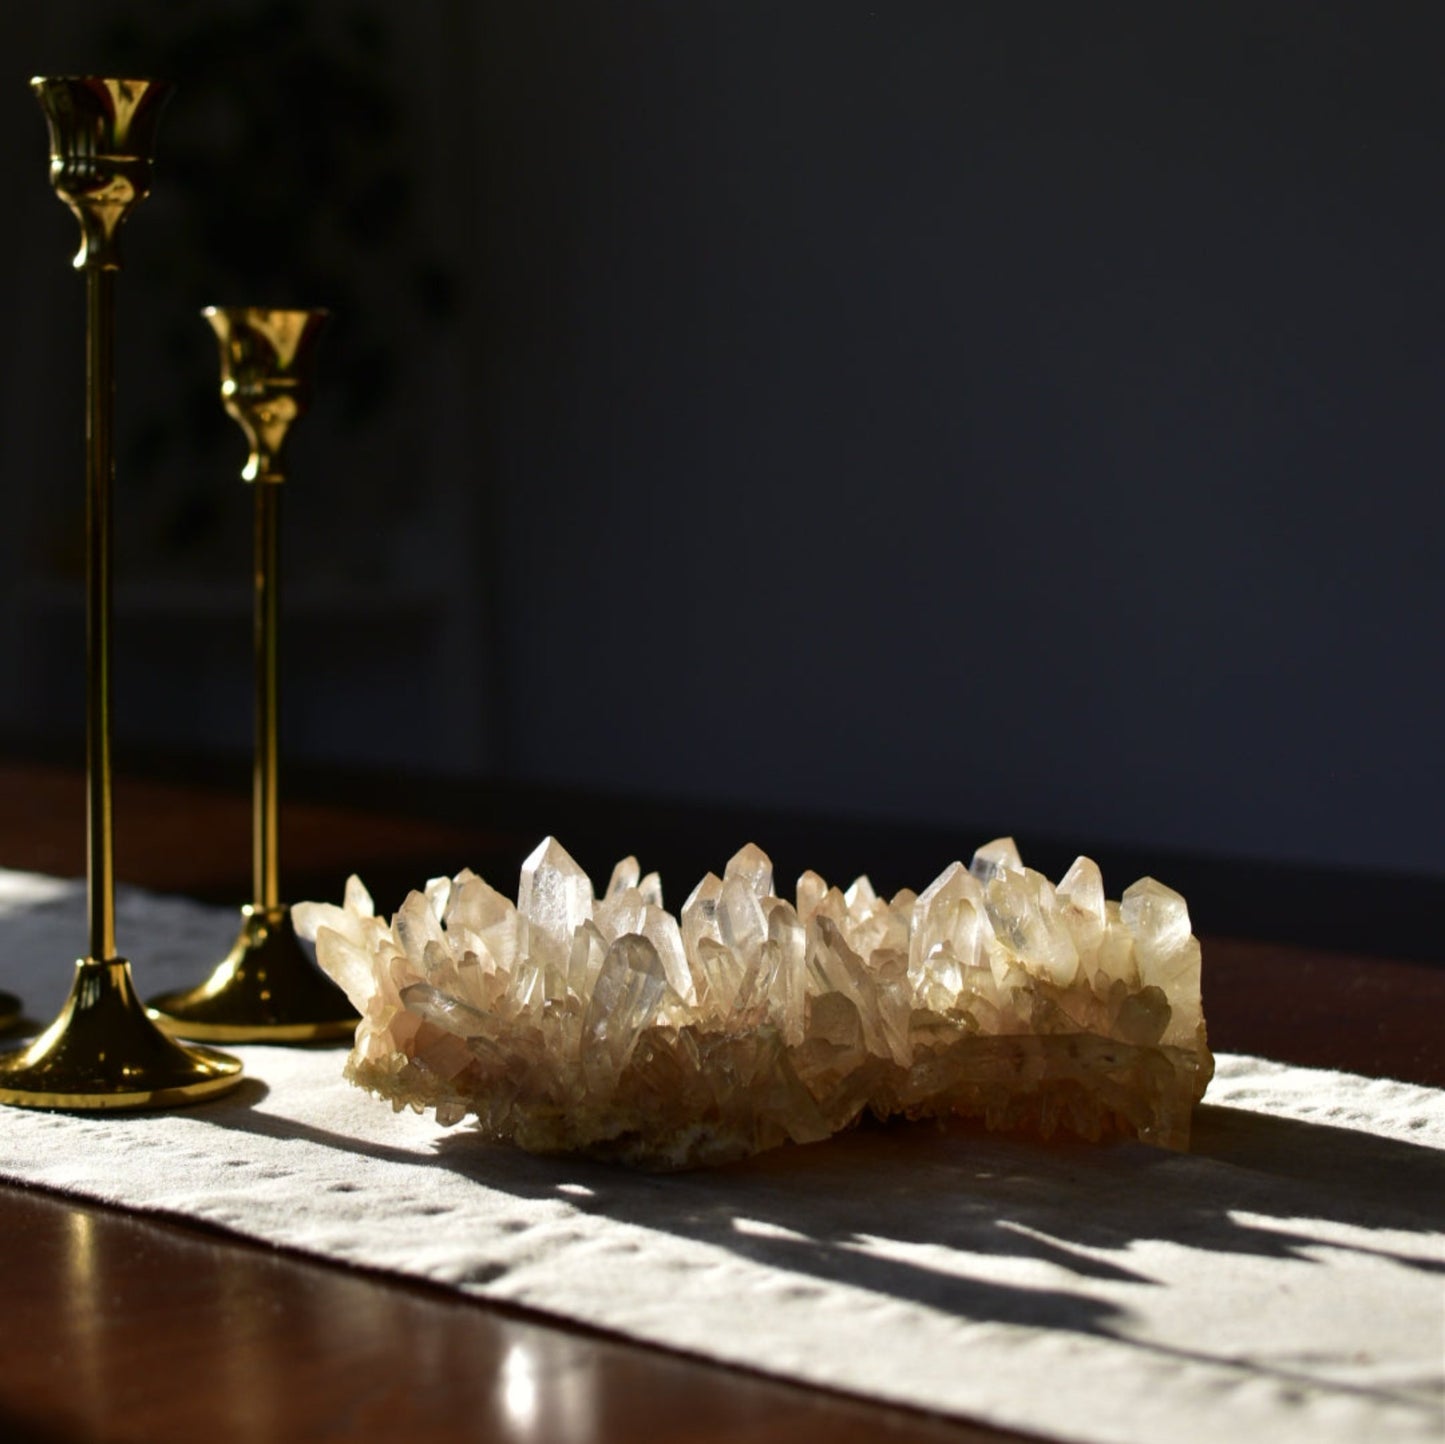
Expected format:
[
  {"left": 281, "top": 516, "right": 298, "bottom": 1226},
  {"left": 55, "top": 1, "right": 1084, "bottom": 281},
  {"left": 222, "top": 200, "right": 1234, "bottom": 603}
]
[
  {"left": 209, "top": 1093, "right": 1444, "bottom": 1358},
  {"left": 426, "top": 1102, "right": 1444, "bottom": 1416},
  {"left": 439, "top": 1101, "right": 1444, "bottom": 1282}
]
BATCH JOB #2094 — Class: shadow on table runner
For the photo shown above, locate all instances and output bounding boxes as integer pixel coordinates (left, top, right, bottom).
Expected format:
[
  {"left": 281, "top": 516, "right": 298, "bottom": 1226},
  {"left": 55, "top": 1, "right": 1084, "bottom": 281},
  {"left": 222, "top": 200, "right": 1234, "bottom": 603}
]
[
  {"left": 178, "top": 1082, "right": 1445, "bottom": 1428},
  {"left": 209, "top": 1093, "right": 1445, "bottom": 1299},
  {"left": 2, "top": 1065, "right": 1441, "bottom": 1444}
]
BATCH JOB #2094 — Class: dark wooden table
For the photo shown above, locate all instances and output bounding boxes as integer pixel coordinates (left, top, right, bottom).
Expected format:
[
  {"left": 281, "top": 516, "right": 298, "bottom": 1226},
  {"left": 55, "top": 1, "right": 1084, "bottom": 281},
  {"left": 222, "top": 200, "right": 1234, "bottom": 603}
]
[{"left": 0, "top": 759, "right": 1439, "bottom": 1444}]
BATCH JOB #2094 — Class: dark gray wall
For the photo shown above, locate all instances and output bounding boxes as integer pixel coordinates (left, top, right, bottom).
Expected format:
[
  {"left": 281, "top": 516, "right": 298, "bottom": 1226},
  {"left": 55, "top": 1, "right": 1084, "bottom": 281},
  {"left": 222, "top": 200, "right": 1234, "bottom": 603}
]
[{"left": 3, "top": 3, "right": 1442, "bottom": 875}]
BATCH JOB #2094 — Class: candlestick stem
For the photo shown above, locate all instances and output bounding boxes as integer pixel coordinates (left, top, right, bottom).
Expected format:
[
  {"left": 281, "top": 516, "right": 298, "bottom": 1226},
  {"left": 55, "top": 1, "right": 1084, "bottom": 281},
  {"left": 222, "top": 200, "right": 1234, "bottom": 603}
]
[
  {"left": 254, "top": 481, "right": 281, "bottom": 912},
  {"left": 85, "top": 263, "right": 117, "bottom": 963}
]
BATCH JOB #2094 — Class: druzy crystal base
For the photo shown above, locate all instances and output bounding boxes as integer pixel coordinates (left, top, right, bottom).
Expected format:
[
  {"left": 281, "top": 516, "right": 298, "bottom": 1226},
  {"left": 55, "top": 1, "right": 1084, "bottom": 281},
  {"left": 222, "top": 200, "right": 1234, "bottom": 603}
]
[{"left": 295, "top": 838, "right": 1213, "bottom": 1170}]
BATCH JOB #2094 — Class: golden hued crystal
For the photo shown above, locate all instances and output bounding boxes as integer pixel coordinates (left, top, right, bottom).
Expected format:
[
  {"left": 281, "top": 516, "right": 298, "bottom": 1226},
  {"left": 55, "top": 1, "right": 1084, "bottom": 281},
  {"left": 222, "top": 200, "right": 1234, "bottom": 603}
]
[{"left": 295, "top": 838, "right": 1213, "bottom": 1169}]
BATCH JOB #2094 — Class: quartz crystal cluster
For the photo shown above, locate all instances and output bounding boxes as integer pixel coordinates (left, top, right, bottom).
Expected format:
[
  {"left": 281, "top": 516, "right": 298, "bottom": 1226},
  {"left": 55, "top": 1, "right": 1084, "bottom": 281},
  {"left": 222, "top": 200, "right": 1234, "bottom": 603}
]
[{"left": 294, "top": 837, "right": 1213, "bottom": 1169}]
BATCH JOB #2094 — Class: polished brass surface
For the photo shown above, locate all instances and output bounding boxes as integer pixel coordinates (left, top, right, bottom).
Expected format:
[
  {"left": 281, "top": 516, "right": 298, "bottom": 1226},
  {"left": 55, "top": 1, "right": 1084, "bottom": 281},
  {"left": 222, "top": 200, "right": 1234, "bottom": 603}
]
[
  {"left": 150, "top": 309, "right": 353, "bottom": 1044},
  {"left": 255, "top": 479, "right": 282, "bottom": 910},
  {"left": 31, "top": 75, "right": 172, "bottom": 959},
  {"left": 203, "top": 307, "right": 328, "bottom": 485},
  {"left": 0, "top": 961, "right": 241, "bottom": 1108},
  {"left": 30, "top": 76, "right": 171, "bottom": 271},
  {"left": 149, "top": 907, "right": 354, "bottom": 1043},
  {"left": 85, "top": 261, "right": 117, "bottom": 962},
  {"left": 1, "top": 77, "right": 244, "bottom": 1110}
]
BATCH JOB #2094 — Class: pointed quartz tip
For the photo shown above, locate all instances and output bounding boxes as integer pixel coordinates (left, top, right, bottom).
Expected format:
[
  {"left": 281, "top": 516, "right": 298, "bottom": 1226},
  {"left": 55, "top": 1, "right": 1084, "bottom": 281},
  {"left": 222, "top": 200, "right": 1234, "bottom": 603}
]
[
  {"left": 724, "top": 843, "right": 774, "bottom": 899},
  {"left": 795, "top": 870, "right": 828, "bottom": 921},
  {"left": 1121, "top": 877, "right": 1193, "bottom": 959},
  {"left": 682, "top": 871, "right": 723, "bottom": 914},
  {"left": 290, "top": 900, "right": 324, "bottom": 943},
  {"left": 518, "top": 836, "right": 595, "bottom": 940},
  {"left": 969, "top": 837, "right": 1023, "bottom": 883},
  {"left": 1057, "top": 856, "right": 1105, "bottom": 919},
  {"left": 343, "top": 874, "right": 375, "bottom": 917},
  {"left": 293, "top": 874, "right": 374, "bottom": 943},
  {"left": 606, "top": 856, "right": 641, "bottom": 900}
]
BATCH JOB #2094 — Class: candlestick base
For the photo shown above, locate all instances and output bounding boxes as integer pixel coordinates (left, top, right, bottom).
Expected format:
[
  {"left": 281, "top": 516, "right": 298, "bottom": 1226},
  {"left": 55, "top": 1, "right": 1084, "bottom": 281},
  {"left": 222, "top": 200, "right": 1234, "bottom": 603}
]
[
  {"left": 0, "top": 992, "right": 21, "bottom": 1032},
  {"left": 148, "top": 905, "right": 357, "bottom": 1043},
  {"left": 0, "top": 960, "right": 243, "bottom": 1109}
]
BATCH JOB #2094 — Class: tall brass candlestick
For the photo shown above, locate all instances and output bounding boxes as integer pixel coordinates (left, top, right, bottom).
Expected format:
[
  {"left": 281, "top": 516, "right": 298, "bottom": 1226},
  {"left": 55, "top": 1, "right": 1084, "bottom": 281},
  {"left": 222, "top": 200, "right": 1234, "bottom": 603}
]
[
  {"left": 149, "top": 308, "right": 355, "bottom": 1043},
  {"left": 0, "top": 77, "right": 242, "bottom": 1108}
]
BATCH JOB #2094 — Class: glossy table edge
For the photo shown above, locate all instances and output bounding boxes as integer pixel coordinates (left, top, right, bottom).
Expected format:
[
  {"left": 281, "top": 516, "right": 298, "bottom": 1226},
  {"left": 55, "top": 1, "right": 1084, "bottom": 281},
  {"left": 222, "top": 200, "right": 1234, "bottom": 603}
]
[{"left": 0, "top": 1175, "right": 1038, "bottom": 1444}]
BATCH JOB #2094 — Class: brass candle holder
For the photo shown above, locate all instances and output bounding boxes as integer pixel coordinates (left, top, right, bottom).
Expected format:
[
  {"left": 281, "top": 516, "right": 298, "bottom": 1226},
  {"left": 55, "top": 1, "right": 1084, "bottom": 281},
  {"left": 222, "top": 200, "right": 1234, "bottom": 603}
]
[
  {"left": 148, "top": 308, "right": 356, "bottom": 1043},
  {"left": 0, "top": 78, "right": 243, "bottom": 1108}
]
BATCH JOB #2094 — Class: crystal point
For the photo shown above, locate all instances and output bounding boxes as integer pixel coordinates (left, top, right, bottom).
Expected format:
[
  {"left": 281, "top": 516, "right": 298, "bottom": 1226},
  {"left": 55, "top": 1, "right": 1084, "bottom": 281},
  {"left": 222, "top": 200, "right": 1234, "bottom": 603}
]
[
  {"left": 680, "top": 871, "right": 723, "bottom": 960},
  {"left": 724, "top": 842, "right": 774, "bottom": 898},
  {"left": 970, "top": 836, "right": 1023, "bottom": 883},
  {"left": 605, "top": 856, "right": 641, "bottom": 900},
  {"left": 343, "top": 874, "right": 375, "bottom": 918},
  {"left": 519, "top": 837, "right": 594, "bottom": 941},
  {"left": 1121, "top": 878, "right": 1192, "bottom": 965},
  {"left": 795, "top": 870, "right": 828, "bottom": 921},
  {"left": 717, "top": 875, "right": 767, "bottom": 958},
  {"left": 580, "top": 933, "right": 669, "bottom": 1097},
  {"left": 641, "top": 904, "right": 693, "bottom": 1005}
]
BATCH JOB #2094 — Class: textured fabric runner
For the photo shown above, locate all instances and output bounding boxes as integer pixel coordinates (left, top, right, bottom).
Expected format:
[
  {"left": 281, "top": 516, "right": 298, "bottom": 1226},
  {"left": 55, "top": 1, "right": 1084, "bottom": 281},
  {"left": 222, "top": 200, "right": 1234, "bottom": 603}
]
[{"left": 0, "top": 869, "right": 1441, "bottom": 1444}]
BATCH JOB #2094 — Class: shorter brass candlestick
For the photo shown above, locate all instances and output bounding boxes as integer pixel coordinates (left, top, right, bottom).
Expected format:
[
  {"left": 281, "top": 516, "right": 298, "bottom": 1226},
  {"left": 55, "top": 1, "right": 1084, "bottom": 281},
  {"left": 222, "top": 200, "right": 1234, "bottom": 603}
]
[
  {"left": 0, "top": 77, "right": 242, "bottom": 1109},
  {"left": 149, "top": 308, "right": 355, "bottom": 1043}
]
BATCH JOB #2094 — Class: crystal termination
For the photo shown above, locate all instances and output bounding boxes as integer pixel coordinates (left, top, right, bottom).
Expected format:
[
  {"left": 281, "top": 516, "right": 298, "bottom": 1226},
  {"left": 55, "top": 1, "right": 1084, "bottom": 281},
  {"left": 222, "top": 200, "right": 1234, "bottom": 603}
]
[{"left": 294, "top": 838, "right": 1213, "bottom": 1169}]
